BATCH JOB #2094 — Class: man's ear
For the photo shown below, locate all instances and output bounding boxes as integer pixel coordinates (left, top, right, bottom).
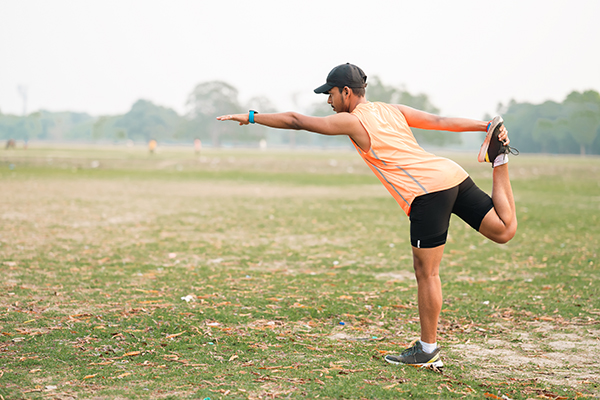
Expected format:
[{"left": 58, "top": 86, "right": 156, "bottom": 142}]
[{"left": 343, "top": 86, "right": 350, "bottom": 97}]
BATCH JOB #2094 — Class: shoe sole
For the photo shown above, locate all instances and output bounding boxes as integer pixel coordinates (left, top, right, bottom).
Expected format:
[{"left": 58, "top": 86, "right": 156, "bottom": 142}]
[
  {"left": 384, "top": 356, "right": 444, "bottom": 369},
  {"left": 478, "top": 116, "right": 503, "bottom": 163}
]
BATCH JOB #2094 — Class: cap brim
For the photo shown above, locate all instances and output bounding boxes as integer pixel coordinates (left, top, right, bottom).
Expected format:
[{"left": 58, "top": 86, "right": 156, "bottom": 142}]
[{"left": 314, "top": 83, "right": 333, "bottom": 94}]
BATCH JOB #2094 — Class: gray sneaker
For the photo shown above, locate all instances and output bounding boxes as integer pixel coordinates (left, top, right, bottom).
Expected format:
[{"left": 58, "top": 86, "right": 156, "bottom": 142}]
[
  {"left": 478, "top": 116, "right": 519, "bottom": 166},
  {"left": 384, "top": 340, "right": 443, "bottom": 368}
]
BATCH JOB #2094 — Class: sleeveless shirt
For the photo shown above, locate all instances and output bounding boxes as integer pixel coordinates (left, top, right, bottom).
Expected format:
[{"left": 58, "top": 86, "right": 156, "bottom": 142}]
[{"left": 351, "top": 102, "right": 469, "bottom": 216}]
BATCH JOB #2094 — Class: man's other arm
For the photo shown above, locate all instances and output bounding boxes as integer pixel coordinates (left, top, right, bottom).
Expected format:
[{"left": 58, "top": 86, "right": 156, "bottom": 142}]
[{"left": 394, "top": 105, "right": 488, "bottom": 132}]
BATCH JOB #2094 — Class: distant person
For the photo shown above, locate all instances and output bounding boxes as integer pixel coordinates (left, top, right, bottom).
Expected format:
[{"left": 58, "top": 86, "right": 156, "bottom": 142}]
[
  {"left": 148, "top": 139, "right": 157, "bottom": 154},
  {"left": 218, "top": 63, "right": 518, "bottom": 369},
  {"left": 259, "top": 138, "right": 267, "bottom": 150},
  {"left": 5, "top": 139, "right": 16, "bottom": 150},
  {"left": 194, "top": 138, "right": 202, "bottom": 155}
]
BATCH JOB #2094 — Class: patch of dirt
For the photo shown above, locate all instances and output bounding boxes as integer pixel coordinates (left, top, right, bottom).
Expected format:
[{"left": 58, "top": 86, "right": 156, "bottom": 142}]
[
  {"left": 374, "top": 271, "right": 416, "bottom": 282},
  {"left": 0, "top": 178, "right": 388, "bottom": 253},
  {"left": 448, "top": 322, "right": 600, "bottom": 394},
  {"left": 327, "top": 327, "right": 388, "bottom": 342}
]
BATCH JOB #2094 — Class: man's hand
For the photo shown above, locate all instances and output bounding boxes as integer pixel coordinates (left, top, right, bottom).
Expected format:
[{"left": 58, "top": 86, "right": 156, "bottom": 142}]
[
  {"left": 498, "top": 125, "right": 510, "bottom": 146},
  {"left": 216, "top": 113, "right": 249, "bottom": 125}
]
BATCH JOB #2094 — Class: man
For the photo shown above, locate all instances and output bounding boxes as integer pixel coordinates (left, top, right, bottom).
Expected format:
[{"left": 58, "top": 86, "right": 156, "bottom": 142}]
[{"left": 217, "top": 63, "right": 517, "bottom": 368}]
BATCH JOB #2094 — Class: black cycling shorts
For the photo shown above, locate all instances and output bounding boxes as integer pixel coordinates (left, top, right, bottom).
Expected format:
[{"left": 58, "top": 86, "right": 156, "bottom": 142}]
[{"left": 409, "top": 177, "right": 493, "bottom": 248}]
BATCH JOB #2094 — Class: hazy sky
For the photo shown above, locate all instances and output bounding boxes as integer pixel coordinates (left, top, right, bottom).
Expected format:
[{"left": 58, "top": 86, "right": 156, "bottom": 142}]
[{"left": 1, "top": 0, "right": 599, "bottom": 120}]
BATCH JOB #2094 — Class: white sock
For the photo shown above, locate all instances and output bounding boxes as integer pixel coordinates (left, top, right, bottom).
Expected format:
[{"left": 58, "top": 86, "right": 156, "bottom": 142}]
[
  {"left": 419, "top": 340, "right": 437, "bottom": 354},
  {"left": 493, "top": 153, "right": 508, "bottom": 168}
]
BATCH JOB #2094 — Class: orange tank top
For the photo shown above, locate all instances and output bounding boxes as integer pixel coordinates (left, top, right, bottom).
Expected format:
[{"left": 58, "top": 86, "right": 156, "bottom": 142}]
[{"left": 351, "top": 102, "right": 468, "bottom": 216}]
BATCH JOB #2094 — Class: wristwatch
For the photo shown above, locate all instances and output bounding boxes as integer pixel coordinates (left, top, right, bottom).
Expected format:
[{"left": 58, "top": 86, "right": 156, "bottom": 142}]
[{"left": 249, "top": 110, "right": 258, "bottom": 124}]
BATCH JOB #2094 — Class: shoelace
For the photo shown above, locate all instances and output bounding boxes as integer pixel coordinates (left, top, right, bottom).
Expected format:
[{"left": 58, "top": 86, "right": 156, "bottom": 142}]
[
  {"left": 501, "top": 142, "right": 520, "bottom": 156},
  {"left": 508, "top": 146, "right": 520, "bottom": 155},
  {"left": 401, "top": 340, "right": 421, "bottom": 356}
]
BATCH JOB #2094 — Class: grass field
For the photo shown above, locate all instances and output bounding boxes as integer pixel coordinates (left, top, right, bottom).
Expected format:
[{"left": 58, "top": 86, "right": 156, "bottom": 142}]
[{"left": 1, "top": 145, "right": 599, "bottom": 399}]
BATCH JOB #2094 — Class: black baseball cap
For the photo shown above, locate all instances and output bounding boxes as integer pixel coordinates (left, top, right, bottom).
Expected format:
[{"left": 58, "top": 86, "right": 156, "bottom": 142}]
[{"left": 314, "top": 63, "right": 367, "bottom": 94}]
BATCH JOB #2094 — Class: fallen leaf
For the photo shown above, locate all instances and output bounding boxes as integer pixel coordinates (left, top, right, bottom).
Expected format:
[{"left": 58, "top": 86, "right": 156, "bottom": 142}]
[
  {"left": 124, "top": 351, "right": 141, "bottom": 357},
  {"left": 22, "top": 389, "right": 42, "bottom": 393},
  {"left": 165, "top": 331, "right": 185, "bottom": 339},
  {"left": 484, "top": 393, "right": 502, "bottom": 399},
  {"left": 83, "top": 374, "right": 97, "bottom": 380},
  {"left": 259, "top": 365, "right": 283, "bottom": 370}
]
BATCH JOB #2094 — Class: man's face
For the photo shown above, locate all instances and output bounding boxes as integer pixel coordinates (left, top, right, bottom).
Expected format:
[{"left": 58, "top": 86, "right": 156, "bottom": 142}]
[{"left": 327, "top": 87, "right": 346, "bottom": 113}]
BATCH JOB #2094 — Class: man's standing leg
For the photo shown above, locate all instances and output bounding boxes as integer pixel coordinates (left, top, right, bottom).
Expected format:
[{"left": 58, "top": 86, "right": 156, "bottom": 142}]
[
  {"left": 384, "top": 245, "right": 445, "bottom": 368},
  {"left": 412, "top": 246, "right": 444, "bottom": 345}
]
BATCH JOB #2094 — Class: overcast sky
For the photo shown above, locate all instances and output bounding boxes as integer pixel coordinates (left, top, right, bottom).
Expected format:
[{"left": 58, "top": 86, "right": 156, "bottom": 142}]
[{"left": 1, "top": 0, "right": 599, "bottom": 120}]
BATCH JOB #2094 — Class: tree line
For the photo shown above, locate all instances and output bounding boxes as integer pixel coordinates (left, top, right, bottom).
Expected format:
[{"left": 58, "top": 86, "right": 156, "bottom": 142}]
[
  {"left": 1, "top": 80, "right": 599, "bottom": 154},
  {"left": 499, "top": 90, "right": 600, "bottom": 155}
]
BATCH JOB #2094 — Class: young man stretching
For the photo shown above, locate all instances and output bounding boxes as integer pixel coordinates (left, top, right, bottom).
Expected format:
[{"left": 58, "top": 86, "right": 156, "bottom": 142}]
[{"left": 217, "top": 63, "right": 517, "bottom": 368}]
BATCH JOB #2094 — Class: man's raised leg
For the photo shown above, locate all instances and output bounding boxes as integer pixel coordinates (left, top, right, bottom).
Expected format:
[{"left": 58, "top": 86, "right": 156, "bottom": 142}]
[{"left": 479, "top": 163, "right": 517, "bottom": 244}]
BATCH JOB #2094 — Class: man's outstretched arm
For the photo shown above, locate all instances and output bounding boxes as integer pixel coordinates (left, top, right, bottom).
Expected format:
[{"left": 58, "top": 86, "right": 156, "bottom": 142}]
[
  {"left": 217, "top": 111, "right": 371, "bottom": 150},
  {"left": 218, "top": 111, "right": 352, "bottom": 134}
]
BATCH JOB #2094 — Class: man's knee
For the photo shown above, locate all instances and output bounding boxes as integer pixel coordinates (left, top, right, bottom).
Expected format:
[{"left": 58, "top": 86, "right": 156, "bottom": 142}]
[
  {"left": 412, "top": 258, "right": 439, "bottom": 281},
  {"left": 493, "top": 222, "right": 517, "bottom": 244}
]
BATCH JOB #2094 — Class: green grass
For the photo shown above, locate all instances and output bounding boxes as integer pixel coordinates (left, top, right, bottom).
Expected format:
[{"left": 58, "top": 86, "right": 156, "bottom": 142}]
[{"left": 1, "top": 145, "right": 599, "bottom": 399}]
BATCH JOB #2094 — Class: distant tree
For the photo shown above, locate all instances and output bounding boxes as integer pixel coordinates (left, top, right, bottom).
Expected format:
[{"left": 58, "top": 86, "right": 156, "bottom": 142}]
[
  {"left": 307, "top": 100, "right": 332, "bottom": 117},
  {"left": 503, "top": 100, "right": 552, "bottom": 153},
  {"left": 115, "top": 99, "right": 181, "bottom": 142},
  {"left": 0, "top": 112, "right": 45, "bottom": 141},
  {"left": 567, "top": 109, "right": 600, "bottom": 155},
  {"left": 185, "top": 81, "right": 242, "bottom": 147},
  {"left": 565, "top": 90, "right": 600, "bottom": 104},
  {"left": 563, "top": 90, "right": 600, "bottom": 155},
  {"left": 92, "top": 116, "right": 111, "bottom": 141},
  {"left": 0, "top": 114, "right": 21, "bottom": 140},
  {"left": 532, "top": 118, "right": 556, "bottom": 153},
  {"left": 367, "top": 76, "right": 439, "bottom": 113},
  {"left": 501, "top": 90, "right": 600, "bottom": 155}
]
